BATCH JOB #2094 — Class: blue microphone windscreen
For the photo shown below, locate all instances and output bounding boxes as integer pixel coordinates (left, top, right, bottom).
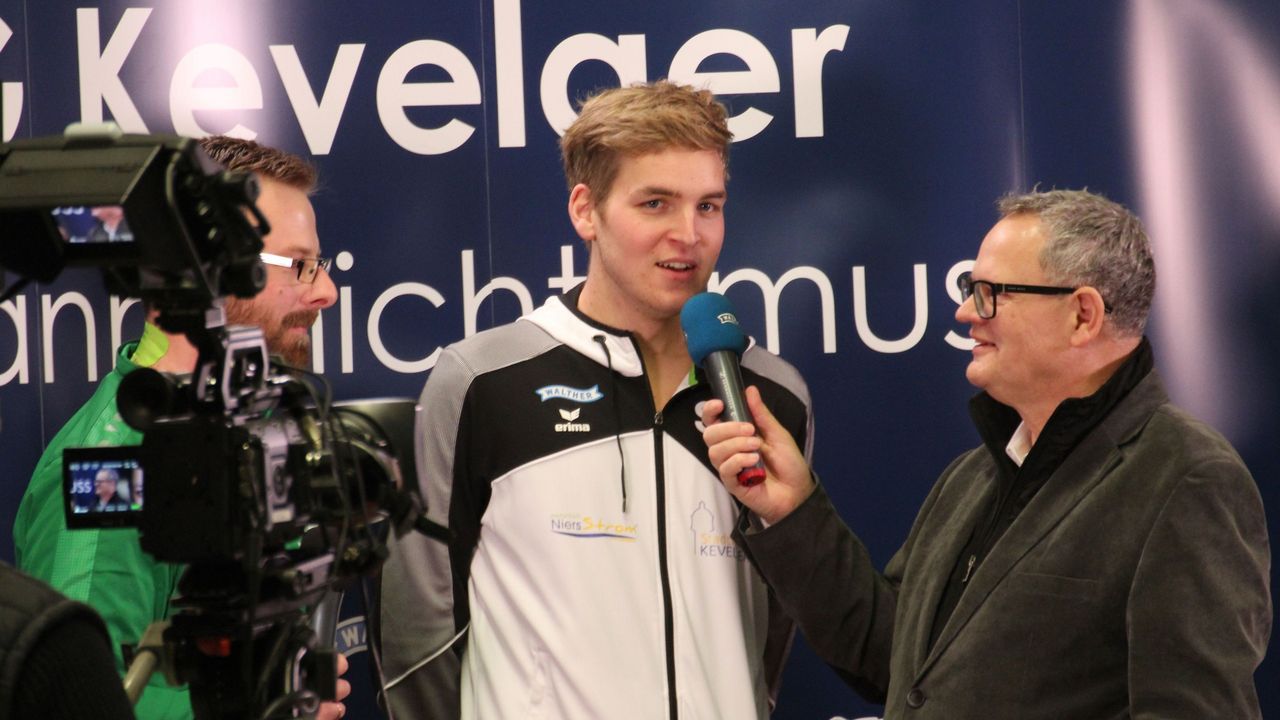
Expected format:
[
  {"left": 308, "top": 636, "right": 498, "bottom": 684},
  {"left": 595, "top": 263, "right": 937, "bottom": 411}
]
[{"left": 681, "top": 292, "right": 748, "bottom": 366}]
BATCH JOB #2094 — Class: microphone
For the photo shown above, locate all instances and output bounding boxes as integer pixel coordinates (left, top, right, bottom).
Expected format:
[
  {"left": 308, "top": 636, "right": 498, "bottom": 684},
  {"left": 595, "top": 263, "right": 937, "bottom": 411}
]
[{"left": 680, "top": 292, "right": 766, "bottom": 487}]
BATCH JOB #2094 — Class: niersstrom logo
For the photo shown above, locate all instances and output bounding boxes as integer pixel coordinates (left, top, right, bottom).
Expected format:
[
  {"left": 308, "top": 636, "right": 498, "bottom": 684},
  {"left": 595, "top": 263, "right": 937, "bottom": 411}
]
[
  {"left": 555, "top": 407, "right": 590, "bottom": 433},
  {"left": 550, "top": 513, "right": 637, "bottom": 541}
]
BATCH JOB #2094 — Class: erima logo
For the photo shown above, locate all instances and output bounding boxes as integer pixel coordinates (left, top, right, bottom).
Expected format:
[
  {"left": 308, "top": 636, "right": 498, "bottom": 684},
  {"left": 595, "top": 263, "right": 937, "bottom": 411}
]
[
  {"left": 536, "top": 384, "right": 604, "bottom": 403},
  {"left": 555, "top": 407, "right": 590, "bottom": 433},
  {"left": 717, "top": 312, "right": 738, "bottom": 325},
  {"left": 0, "top": 18, "right": 24, "bottom": 141}
]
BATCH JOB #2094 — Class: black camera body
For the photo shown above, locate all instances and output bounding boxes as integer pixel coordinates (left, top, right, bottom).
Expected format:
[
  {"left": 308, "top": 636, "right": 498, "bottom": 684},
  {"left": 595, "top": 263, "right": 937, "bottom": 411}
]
[
  {"left": 0, "top": 127, "right": 267, "bottom": 314},
  {"left": 141, "top": 410, "right": 303, "bottom": 564},
  {"left": 2, "top": 127, "right": 417, "bottom": 719},
  {"left": 58, "top": 322, "right": 324, "bottom": 568}
]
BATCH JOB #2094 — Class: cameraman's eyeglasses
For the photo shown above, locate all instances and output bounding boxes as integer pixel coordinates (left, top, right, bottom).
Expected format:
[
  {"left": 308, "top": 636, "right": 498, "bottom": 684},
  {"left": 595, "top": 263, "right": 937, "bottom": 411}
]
[
  {"left": 957, "top": 270, "right": 1078, "bottom": 320},
  {"left": 259, "top": 252, "right": 332, "bottom": 284}
]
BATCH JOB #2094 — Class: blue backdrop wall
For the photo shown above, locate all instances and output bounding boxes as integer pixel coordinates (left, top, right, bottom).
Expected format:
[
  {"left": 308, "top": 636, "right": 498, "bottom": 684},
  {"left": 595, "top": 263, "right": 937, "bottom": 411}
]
[{"left": 1, "top": 2, "right": 1276, "bottom": 718}]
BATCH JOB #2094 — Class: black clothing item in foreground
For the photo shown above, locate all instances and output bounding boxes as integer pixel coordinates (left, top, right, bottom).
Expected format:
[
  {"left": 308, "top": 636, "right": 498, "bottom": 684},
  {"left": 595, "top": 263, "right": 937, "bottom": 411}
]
[{"left": 0, "top": 562, "right": 135, "bottom": 720}]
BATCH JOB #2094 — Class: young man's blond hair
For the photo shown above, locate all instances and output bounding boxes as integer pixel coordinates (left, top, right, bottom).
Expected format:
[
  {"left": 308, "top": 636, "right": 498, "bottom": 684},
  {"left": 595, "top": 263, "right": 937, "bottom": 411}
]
[{"left": 560, "top": 80, "right": 732, "bottom": 202}]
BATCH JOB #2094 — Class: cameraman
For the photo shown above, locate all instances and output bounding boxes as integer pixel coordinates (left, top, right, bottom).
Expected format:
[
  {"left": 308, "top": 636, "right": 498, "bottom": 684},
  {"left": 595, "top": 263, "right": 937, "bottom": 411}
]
[{"left": 12, "top": 136, "right": 341, "bottom": 719}]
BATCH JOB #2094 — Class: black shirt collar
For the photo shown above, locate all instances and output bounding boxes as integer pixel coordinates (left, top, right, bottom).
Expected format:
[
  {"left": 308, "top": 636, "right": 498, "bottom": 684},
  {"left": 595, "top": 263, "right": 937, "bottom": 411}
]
[{"left": 969, "top": 336, "right": 1155, "bottom": 486}]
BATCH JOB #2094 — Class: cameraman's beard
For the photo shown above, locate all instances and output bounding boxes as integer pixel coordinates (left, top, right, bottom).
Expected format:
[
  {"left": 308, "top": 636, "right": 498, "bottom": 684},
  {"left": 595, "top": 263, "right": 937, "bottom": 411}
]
[{"left": 224, "top": 298, "right": 317, "bottom": 367}]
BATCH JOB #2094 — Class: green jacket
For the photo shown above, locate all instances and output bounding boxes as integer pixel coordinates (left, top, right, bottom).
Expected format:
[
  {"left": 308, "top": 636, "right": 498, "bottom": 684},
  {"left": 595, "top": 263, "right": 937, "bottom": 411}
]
[{"left": 14, "top": 334, "right": 192, "bottom": 720}]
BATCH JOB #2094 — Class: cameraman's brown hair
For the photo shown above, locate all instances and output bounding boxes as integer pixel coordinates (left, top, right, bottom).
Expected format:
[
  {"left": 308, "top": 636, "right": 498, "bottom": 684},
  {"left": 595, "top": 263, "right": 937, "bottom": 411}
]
[{"left": 199, "top": 136, "right": 317, "bottom": 193}]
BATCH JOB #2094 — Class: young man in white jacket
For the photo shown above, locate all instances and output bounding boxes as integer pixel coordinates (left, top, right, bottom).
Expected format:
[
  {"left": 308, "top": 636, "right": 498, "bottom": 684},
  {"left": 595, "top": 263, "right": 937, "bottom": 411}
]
[{"left": 380, "top": 80, "right": 814, "bottom": 719}]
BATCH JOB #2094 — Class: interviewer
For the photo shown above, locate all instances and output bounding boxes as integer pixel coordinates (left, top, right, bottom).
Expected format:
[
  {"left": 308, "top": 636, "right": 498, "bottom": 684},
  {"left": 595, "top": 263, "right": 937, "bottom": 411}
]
[{"left": 702, "top": 189, "right": 1271, "bottom": 719}]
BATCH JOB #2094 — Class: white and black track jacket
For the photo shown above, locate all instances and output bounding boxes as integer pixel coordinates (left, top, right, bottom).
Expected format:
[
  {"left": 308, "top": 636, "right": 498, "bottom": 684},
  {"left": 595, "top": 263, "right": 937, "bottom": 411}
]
[{"left": 380, "top": 286, "right": 814, "bottom": 719}]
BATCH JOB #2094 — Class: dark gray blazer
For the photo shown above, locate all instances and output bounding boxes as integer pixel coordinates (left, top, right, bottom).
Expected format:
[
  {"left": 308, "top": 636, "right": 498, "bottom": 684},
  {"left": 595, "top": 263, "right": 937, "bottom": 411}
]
[{"left": 746, "top": 370, "right": 1271, "bottom": 719}]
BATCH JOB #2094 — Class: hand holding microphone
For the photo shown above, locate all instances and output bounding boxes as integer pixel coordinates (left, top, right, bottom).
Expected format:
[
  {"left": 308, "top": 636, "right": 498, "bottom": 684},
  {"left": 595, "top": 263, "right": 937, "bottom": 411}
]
[
  {"left": 681, "top": 292, "right": 767, "bottom": 486},
  {"left": 682, "top": 292, "right": 815, "bottom": 524}
]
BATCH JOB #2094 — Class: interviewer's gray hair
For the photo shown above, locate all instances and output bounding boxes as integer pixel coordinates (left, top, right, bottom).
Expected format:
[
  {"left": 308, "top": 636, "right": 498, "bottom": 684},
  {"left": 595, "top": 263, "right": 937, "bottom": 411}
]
[{"left": 998, "top": 189, "right": 1155, "bottom": 337}]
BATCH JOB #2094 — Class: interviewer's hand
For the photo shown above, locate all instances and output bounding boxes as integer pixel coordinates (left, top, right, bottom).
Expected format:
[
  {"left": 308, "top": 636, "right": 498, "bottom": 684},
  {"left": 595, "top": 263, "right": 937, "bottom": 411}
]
[
  {"left": 701, "top": 385, "right": 814, "bottom": 525},
  {"left": 316, "top": 652, "right": 351, "bottom": 720}
]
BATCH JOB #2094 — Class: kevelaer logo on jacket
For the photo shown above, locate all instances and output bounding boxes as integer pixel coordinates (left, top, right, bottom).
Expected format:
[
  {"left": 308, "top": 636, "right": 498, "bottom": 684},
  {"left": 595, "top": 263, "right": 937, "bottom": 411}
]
[{"left": 690, "top": 501, "right": 745, "bottom": 561}]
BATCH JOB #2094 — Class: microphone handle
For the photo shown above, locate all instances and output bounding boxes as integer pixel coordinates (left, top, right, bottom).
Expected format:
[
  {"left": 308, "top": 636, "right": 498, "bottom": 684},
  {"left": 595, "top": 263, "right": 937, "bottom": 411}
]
[{"left": 703, "top": 351, "right": 767, "bottom": 487}]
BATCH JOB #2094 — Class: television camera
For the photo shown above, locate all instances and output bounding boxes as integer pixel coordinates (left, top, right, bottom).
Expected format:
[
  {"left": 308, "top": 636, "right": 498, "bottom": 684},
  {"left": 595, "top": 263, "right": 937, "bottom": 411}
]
[{"left": 0, "top": 126, "right": 442, "bottom": 719}]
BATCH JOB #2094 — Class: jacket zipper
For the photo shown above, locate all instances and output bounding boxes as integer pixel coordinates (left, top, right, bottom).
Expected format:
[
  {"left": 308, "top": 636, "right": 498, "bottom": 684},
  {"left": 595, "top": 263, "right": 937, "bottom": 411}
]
[
  {"left": 653, "top": 410, "right": 679, "bottom": 720},
  {"left": 966, "top": 476, "right": 1018, "bottom": 584}
]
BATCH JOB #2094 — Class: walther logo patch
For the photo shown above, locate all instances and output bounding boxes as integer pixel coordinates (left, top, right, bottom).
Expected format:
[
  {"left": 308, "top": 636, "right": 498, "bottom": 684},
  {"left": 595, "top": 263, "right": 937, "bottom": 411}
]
[{"left": 535, "top": 384, "right": 604, "bottom": 403}]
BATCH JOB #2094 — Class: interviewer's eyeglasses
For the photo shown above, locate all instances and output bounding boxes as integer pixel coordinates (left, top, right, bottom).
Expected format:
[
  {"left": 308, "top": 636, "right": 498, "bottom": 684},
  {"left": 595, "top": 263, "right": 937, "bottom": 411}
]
[
  {"left": 259, "top": 252, "right": 332, "bottom": 284},
  {"left": 956, "top": 270, "right": 1078, "bottom": 320}
]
